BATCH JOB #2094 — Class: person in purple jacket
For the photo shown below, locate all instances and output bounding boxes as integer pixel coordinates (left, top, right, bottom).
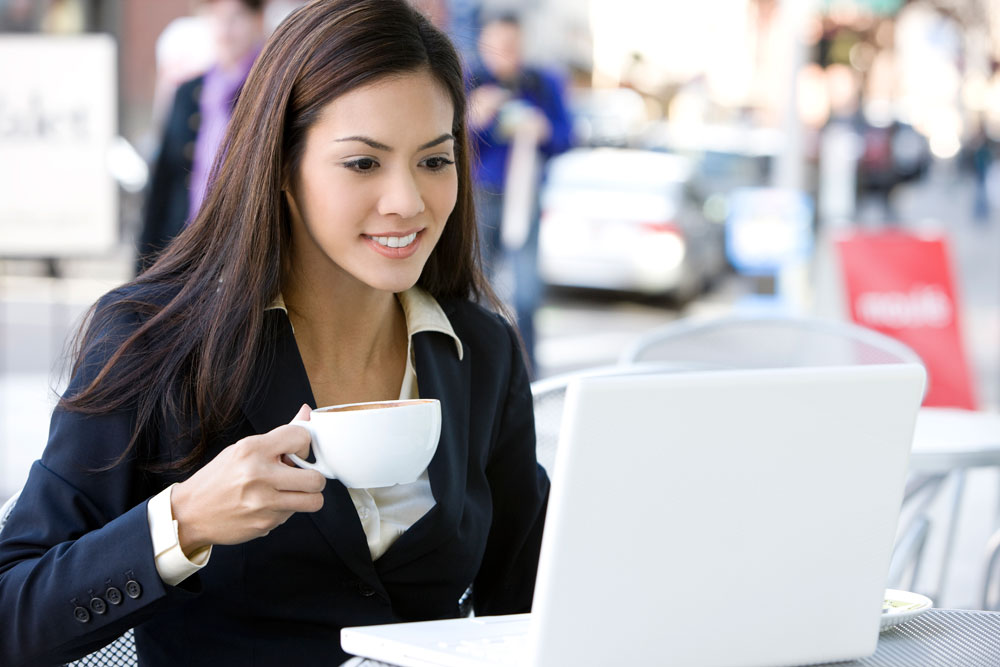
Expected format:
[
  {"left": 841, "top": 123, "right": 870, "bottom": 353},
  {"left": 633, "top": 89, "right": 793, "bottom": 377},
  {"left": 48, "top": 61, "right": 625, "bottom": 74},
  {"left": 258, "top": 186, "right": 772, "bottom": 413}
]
[{"left": 137, "top": 0, "right": 266, "bottom": 271}]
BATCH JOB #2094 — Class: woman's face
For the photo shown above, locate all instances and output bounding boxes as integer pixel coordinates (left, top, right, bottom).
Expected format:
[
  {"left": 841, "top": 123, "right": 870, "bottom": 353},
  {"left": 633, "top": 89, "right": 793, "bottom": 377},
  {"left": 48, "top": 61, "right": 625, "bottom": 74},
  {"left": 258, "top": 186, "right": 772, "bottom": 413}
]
[{"left": 285, "top": 69, "right": 458, "bottom": 295}]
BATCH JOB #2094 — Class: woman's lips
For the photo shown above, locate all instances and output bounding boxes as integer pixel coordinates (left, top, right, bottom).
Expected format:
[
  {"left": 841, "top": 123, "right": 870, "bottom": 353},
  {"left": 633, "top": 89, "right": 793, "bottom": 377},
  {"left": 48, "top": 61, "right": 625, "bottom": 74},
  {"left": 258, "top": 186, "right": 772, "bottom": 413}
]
[{"left": 363, "top": 230, "right": 423, "bottom": 258}]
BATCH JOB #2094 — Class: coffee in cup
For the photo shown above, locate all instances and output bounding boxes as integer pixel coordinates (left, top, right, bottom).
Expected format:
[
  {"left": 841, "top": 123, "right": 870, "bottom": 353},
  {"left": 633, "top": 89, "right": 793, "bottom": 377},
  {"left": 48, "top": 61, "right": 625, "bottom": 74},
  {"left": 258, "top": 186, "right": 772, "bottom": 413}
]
[{"left": 288, "top": 398, "right": 441, "bottom": 488}]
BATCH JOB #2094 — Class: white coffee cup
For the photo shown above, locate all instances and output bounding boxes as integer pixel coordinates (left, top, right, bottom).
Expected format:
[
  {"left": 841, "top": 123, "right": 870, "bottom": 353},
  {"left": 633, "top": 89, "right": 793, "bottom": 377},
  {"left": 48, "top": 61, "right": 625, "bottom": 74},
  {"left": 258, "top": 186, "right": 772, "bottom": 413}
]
[{"left": 288, "top": 398, "right": 441, "bottom": 488}]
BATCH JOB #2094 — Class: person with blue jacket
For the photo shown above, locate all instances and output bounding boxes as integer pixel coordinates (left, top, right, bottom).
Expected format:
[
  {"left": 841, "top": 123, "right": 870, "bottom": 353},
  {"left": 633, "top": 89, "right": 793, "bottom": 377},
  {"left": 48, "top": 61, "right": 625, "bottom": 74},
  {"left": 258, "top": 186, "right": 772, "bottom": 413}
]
[{"left": 468, "top": 12, "right": 573, "bottom": 373}]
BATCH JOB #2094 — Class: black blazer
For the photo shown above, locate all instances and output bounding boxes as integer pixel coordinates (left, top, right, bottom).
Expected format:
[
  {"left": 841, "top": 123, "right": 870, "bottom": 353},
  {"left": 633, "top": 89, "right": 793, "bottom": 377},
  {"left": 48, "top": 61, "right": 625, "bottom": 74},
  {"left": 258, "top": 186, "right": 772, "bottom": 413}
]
[{"left": 0, "top": 293, "right": 549, "bottom": 666}]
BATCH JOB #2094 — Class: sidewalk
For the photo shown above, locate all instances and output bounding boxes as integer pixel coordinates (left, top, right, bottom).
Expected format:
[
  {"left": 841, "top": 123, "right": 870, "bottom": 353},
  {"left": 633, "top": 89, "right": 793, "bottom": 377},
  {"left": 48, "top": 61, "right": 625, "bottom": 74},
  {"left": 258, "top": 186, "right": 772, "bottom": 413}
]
[{"left": 0, "top": 271, "right": 123, "bottom": 497}]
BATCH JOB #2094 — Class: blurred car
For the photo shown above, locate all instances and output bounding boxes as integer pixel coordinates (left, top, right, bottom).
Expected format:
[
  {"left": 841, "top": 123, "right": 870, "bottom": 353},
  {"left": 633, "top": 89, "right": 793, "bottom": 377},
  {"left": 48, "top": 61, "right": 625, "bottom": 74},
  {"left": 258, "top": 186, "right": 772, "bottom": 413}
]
[
  {"left": 687, "top": 148, "right": 774, "bottom": 229},
  {"left": 641, "top": 122, "right": 781, "bottom": 227},
  {"left": 537, "top": 147, "right": 727, "bottom": 301}
]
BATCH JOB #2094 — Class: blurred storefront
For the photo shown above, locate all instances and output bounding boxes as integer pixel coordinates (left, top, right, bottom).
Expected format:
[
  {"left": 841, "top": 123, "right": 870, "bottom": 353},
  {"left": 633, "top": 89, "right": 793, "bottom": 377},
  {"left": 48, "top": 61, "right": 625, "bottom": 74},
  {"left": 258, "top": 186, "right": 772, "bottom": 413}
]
[
  {"left": 2, "top": 0, "right": 184, "bottom": 138},
  {"left": 5, "top": 0, "right": 999, "bottom": 231}
]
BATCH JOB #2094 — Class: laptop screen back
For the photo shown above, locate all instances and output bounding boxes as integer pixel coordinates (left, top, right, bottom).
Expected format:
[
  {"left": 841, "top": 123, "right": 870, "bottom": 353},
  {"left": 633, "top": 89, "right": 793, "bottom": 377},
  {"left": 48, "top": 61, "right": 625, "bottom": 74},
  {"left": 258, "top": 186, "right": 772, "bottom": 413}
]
[{"left": 528, "top": 364, "right": 925, "bottom": 667}]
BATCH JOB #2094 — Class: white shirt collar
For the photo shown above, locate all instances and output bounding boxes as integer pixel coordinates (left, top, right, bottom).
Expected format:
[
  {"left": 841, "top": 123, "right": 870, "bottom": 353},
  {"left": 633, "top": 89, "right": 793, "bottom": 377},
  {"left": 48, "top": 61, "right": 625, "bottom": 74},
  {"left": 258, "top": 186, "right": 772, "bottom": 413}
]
[{"left": 265, "top": 287, "right": 463, "bottom": 360}]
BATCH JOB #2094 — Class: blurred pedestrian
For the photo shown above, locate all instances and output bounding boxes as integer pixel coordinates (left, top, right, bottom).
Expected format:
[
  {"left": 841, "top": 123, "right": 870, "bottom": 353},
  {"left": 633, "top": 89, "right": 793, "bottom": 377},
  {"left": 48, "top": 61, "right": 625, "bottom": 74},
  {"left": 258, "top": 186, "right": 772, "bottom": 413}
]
[
  {"left": 468, "top": 12, "right": 572, "bottom": 373},
  {"left": 968, "top": 121, "right": 995, "bottom": 223},
  {"left": 408, "top": 0, "right": 448, "bottom": 29},
  {"left": 136, "top": 0, "right": 266, "bottom": 272},
  {"left": 0, "top": 0, "right": 37, "bottom": 31}
]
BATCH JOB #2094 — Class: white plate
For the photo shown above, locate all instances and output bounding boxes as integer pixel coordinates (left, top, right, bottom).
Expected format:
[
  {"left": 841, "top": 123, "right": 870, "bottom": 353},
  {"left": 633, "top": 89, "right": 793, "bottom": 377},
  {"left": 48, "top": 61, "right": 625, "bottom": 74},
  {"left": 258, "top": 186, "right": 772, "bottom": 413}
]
[{"left": 881, "top": 588, "right": 933, "bottom": 631}]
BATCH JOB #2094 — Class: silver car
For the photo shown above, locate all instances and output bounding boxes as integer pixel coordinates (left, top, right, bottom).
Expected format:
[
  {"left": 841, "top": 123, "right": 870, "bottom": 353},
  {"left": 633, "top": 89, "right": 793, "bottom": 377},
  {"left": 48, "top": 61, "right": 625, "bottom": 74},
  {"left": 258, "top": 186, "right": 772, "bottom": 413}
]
[{"left": 538, "top": 147, "right": 726, "bottom": 301}]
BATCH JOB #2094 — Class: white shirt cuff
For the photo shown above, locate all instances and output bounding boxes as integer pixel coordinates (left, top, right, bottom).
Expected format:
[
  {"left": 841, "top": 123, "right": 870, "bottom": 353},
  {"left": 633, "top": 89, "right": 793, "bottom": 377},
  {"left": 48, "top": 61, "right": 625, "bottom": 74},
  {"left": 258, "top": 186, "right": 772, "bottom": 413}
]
[{"left": 147, "top": 483, "right": 212, "bottom": 586}]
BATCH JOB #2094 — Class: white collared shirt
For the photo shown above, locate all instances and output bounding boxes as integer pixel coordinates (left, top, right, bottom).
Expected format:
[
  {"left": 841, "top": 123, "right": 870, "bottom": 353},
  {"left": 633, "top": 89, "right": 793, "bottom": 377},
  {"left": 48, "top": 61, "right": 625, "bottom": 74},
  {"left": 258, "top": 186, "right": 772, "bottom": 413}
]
[
  {"left": 147, "top": 287, "right": 463, "bottom": 584},
  {"left": 346, "top": 288, "right": 462, "bottom": 561}
]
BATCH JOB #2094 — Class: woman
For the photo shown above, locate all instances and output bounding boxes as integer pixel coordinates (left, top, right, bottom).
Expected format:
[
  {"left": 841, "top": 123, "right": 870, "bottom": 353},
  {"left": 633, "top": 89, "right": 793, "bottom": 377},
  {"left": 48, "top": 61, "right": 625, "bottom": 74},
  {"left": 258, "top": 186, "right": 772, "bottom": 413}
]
[{"left": 0, "top": 1, "right": 549, "bottom": 665}]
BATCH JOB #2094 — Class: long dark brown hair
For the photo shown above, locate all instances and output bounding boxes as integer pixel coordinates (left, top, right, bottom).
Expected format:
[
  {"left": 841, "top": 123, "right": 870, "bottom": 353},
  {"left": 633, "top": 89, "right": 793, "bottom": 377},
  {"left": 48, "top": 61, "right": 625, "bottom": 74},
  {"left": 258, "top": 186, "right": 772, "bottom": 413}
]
[{"left": 62, "top": 0, "right": 497, "bottom": 470}]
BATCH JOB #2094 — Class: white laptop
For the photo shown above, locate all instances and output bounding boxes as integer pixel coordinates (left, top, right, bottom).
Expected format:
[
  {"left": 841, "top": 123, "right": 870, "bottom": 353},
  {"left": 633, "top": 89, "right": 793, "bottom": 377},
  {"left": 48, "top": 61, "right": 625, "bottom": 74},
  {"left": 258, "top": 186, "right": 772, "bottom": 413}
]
[{"left": 342, "top": 364, "right": 926, "bottom": 667}]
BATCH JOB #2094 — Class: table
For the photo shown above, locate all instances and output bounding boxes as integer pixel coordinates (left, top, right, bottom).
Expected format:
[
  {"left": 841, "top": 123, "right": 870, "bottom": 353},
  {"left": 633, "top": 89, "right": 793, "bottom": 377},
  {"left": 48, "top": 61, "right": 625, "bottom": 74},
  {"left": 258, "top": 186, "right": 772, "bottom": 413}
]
[
  {"left": 910, "top": 408, "right": 1000, "bottom": 472},
  {"left": 343, "top": 610, "right": 1000, "bottom": 667},
  {"left": 906, "top": 408, "right": 1000, "bottom": 606},
  {"left": 818, "top": 609, "right": 1000, "bottom": 666}
]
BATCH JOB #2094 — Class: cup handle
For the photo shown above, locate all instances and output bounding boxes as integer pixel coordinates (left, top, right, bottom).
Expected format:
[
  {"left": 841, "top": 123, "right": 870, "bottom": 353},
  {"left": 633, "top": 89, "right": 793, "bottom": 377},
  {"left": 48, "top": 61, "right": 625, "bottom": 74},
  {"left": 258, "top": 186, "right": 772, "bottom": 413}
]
[
  {"left": 286, "top": 453, "right": 324, "bottom": 472},
  {"left": 288, "top": 419, "right": 323, "bottom": 473}
]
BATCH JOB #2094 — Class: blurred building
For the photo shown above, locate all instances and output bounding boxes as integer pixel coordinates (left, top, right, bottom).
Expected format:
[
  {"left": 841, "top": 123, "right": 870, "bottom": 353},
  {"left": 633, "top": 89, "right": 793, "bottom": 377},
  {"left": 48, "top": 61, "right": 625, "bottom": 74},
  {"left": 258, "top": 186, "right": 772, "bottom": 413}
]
[{"left": 1, "top": 0, "right": 1000, "bottom": 252}]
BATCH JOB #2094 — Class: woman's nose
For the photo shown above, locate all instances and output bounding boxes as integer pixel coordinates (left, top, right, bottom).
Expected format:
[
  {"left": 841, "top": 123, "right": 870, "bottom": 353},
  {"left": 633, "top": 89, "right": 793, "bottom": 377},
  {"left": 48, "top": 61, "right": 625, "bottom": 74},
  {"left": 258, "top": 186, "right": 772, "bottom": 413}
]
[{"left": 377, "top": 168, "right": 425, "bottom": 219}]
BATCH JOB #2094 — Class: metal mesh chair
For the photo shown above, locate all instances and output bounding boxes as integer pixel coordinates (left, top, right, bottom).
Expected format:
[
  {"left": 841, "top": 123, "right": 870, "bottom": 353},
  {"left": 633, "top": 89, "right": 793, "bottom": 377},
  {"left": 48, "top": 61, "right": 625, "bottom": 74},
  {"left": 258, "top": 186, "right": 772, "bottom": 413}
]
[
  {"left": 536, "top": 315, "right": 924, "bottom": 478},
  {"left": 531, "top": 361, "right": 698, "bottom": 476},
  {"left": 0, "top": 490, "right": 138, "bottom": 667},
  {"left": 67, "top": 630, "right": 137, "bottom": 667},
  {"left": 616, "top": 315, "right": 938, "bottom": 591},
  {"left": 618, "top": 314, "right": 924, "bottom": 369},
  {"left": 985, "top": 530, "right": 1000, "bottom": 610},
  {"left": 0, "top": 491, "right": 18, "bottom": 530}
]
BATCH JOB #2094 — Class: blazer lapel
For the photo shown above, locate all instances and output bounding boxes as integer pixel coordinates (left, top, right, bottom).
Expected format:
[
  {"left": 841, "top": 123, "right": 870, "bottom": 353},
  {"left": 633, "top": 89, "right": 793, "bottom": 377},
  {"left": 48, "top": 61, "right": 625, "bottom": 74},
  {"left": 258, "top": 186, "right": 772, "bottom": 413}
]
[
  {"left": 376, "top": 328, "right": 471, "bottom": 573},
  {"left": 242, "top": 310, "right": 382, "bottom": 592}
]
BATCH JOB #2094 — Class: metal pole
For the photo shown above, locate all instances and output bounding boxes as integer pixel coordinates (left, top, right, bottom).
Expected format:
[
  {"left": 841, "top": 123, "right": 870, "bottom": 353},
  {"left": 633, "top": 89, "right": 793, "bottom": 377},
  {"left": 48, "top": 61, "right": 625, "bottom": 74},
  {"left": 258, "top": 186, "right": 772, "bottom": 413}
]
[{"left": 772, "top": 0, "right": 815, "bottom": 192}]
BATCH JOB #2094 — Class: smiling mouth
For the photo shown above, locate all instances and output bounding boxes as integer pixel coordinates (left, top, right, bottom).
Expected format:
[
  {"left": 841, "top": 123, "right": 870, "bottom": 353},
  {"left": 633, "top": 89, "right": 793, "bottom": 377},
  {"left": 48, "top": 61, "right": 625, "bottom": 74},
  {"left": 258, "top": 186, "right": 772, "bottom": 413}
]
[{"left": 364, "top": 232, "right": 418, "bottom": 249}]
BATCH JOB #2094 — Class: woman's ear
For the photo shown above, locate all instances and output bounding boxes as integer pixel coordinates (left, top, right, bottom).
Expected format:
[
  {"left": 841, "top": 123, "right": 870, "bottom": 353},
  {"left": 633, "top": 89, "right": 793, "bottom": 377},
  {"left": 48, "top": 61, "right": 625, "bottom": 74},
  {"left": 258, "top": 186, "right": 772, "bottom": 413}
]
[{"left": 284, "top": 187, "right": 302, "bottom": 225}]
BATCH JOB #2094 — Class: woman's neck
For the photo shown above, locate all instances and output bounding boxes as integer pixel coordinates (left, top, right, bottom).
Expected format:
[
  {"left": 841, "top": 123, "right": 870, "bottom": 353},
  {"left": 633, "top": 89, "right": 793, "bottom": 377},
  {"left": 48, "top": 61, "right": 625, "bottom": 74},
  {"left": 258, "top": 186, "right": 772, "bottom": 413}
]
[{"left": 281, "top": 266, "right": 408, "bottom": 406}]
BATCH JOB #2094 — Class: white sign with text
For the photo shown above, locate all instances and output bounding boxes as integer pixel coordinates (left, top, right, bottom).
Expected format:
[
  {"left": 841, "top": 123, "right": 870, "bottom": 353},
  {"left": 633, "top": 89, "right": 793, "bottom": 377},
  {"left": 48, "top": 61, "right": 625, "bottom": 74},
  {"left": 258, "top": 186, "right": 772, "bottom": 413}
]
[{"left": 0, "top": 35, "right": 117, "bottom": 256}]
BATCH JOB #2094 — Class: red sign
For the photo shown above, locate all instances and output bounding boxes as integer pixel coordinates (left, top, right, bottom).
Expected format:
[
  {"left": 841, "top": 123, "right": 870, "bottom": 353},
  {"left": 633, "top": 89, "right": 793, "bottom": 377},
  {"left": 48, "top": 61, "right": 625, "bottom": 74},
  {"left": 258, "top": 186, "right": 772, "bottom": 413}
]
[{"left": 835, "top": 231, "right": 977, "bottom": 409}]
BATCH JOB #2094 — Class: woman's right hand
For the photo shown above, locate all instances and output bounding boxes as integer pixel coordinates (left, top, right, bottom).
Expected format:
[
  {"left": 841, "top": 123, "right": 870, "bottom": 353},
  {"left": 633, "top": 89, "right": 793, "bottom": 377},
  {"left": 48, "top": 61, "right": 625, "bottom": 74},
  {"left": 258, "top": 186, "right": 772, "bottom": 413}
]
[{"left": 170, "top": 404, "right": 326, "bottom": 554}]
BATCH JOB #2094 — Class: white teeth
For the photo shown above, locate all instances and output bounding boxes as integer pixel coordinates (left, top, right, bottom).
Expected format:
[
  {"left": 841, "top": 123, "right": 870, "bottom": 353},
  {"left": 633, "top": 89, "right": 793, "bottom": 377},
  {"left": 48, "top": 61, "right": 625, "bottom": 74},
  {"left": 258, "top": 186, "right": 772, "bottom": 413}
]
[{"left": 371, "top": 232, "right": 417, "bottom": 249}]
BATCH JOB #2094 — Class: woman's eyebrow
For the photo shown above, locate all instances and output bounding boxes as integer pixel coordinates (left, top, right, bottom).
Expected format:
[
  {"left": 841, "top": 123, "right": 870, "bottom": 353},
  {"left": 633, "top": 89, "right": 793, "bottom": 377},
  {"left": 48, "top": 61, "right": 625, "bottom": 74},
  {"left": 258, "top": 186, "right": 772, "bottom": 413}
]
[
  {"left": 417, "top": 133, "right": 455, "bottom": 150},
  {"left": 335, "top": 135, "right": 391, "bottom": 151},
  {"left": 334, "top": 133, "right": 455, "bottom": 151}
]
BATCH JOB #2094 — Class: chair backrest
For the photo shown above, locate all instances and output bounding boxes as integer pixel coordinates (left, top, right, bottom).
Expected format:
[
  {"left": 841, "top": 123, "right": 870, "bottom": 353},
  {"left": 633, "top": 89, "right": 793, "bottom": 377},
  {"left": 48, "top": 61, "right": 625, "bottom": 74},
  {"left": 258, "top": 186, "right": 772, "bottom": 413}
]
[
  {"left": 614, "top": 315, "right": 933, "bottom": 594},
  {"left": 531, "top": 361, "right": 693, "bottom": 475},
  {"left": 0, "top": 490, "right": 138, "bottom": 667},
  {"left": 0, "top": 491, "right": 19, "bottom": 534},
  {"left": 67, "top": 629, "right": 137, "bottom": 667},
  {"left": 534, "top": 317, "right": 923, "bottom": 476},
  {"left": 618, "top": 314, "right": 924, "bottom": 370}
]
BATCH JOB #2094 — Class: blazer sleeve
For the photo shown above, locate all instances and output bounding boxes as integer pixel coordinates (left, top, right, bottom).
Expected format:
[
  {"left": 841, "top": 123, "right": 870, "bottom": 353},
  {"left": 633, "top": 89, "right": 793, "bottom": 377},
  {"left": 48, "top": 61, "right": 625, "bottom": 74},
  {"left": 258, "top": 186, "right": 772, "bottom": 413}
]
[
  {"left": 0, "top": 306, "right": 199, "bottom": 666},
  {"left": 472, "top": 317, "right": 550, "bottom": 615}
]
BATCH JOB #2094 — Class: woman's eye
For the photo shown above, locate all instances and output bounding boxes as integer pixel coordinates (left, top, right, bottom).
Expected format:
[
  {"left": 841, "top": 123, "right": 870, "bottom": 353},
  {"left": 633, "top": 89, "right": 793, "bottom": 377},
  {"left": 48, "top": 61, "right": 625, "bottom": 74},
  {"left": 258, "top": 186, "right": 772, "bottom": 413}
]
[
  {"left": 423, "top": 156, "right": 455, "bottom": 171},
  {"left": 345, "top": 158, "right": 378, "bottom": 172}
]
